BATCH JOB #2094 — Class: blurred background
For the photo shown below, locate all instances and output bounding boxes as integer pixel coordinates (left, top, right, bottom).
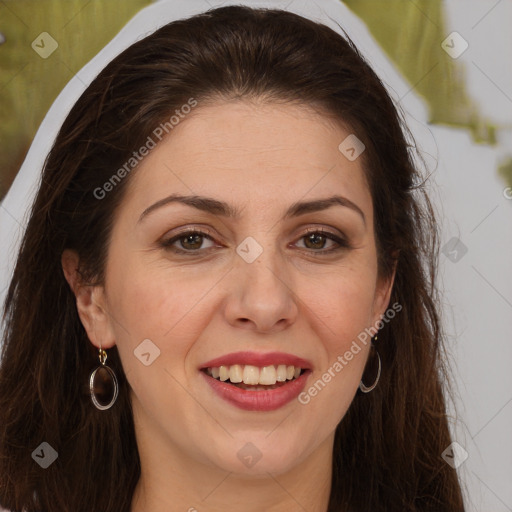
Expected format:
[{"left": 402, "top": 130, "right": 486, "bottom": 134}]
[{"left": 0, "top": 1, "right": 511, "bottom": 511}]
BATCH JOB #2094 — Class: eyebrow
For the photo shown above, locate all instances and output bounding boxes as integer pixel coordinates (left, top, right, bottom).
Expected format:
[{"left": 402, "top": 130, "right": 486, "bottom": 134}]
[{"left": 137, "top": 193, "right": 366, "bottom": 226}]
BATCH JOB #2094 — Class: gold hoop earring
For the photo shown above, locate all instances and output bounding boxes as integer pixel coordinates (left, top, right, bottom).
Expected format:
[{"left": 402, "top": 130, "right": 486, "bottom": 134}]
[
  {"left": 89, "top": 347, "right": 118, "bottom": 410},
  {"left": 359, "top": 336, "right": 381, "bottom": 393}
]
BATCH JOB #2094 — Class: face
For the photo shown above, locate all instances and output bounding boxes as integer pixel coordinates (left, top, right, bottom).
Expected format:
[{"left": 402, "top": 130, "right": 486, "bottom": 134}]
[{"left": 64, "top": 100, "right": 394, "bottom": 478}]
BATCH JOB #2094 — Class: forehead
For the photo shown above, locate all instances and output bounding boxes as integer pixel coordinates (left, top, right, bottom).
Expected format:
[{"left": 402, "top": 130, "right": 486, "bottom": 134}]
[{"left": 120, "top": 100, "right": 372, "bottom": 220}]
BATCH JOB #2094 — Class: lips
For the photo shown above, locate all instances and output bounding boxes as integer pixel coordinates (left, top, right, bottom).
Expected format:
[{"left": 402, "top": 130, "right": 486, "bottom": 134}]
[
  {"left": 199, "top": 351, "right": 313, "bottom": 370},
  {"left": 199, "top": 351, "right": 313, "bottom": 411}
]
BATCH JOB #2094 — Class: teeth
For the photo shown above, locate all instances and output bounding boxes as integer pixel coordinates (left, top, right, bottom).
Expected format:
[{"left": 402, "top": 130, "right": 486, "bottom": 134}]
[
  {"left": 205, "top": 364, "right": 304, "bottom": 385},
  {"left": 229, "top": 364, "right": 243, "bottom": 383},
  {"left": 243, "top": 365, "right": 260, "bottom": 385},
  {"left": 219, "top": 366, "right": 229, "bottom": 381},
  {"left": 276, "top": 365, "right": 287, "bottom": 382},
  {"left": 259, "top": 365, "right": 277, "bottom": 385}
]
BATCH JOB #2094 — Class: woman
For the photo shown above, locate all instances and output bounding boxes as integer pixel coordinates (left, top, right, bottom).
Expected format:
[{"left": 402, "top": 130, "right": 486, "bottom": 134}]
[{"left": 0, "top": 4, "right": 465, "bottom": 511}]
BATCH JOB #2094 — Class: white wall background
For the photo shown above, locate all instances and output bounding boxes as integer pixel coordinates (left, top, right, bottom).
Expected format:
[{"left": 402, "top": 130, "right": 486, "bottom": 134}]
[
  {"left": 433, "top": 2, "right": 512, "bottom": 510},
  {"left": 0, "top": 1, "right": 511, "bottom": 510}
]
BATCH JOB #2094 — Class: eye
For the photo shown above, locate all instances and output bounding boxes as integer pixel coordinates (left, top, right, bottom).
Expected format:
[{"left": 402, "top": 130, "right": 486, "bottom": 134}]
[
  {"left": 160, "top": 229, "right": 217, "bottom": 254},
  {"left": 294, "top": 228, "right": 349, "bottom": 254}
]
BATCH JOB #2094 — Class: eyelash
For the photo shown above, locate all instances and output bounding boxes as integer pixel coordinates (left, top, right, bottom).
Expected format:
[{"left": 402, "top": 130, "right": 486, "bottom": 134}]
[{"left": 159, "top": 227, "right": 350, "bottom": 256}]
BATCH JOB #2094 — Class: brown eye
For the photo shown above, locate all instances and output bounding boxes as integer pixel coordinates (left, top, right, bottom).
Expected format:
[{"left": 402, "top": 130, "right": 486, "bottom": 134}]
[
  {"left": 160, "top": 230, "right": 216, "bottom": 253},
  {"left": 296, "top": 230, "right": 348, "bottom": 253},
  {"left": 179, "top": 233, "right": 204, "bottom": 250},
  {"left": 303, "top": 232, "right": 329, "bottom": 250}
]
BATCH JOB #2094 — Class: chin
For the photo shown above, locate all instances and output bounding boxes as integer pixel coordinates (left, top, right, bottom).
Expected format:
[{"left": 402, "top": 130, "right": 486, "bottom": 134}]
[{"left": 201, "top": 435, "right": 308, "bottom": 477}]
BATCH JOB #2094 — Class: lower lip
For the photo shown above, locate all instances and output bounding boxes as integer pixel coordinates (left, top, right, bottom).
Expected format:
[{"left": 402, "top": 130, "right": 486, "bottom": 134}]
[{"left": 200, "top": 370, "right": 311, "bottom": 411}]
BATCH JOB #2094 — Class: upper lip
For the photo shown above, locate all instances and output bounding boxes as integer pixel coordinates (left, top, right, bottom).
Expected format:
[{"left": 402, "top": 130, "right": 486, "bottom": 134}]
[{"left": 199, "top": 351, "right": 312, "bottom": 370}]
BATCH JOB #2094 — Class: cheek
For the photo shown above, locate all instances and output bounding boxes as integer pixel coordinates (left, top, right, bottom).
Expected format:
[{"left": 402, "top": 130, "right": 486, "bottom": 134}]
[
  {"left": 310, "top": 264, "right": 378, "bottom": 346},
  {"left": 104, "top": 255, "right": 219, "bottom": 361},
  {"left": 297, "top": 273, "right": 375, "bottom": 431},
  {"left": 301, "top": 263, "right": 376, "bottom": 382},
  {"left": 104, "top": 260, "right": 216, "bottom": 420}
]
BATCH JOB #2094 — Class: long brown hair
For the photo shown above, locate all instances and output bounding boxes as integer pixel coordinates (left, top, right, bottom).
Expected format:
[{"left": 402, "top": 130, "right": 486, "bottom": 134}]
[{"left": 0, "top": 6, "right": 465, "bottom": 511}]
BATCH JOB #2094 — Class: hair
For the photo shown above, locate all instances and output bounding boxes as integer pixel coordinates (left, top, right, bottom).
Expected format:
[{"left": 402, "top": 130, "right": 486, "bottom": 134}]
[{"left": 0, "top": 5, "right": 465, "bottom": 512}]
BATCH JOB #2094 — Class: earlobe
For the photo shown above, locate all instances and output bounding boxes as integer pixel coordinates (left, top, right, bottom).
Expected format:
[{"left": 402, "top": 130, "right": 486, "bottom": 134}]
[{"left": 61, "top": 249, "right": 116, "bottom": 349}]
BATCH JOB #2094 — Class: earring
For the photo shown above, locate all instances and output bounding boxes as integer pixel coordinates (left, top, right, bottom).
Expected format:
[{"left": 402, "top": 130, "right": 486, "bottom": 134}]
[
  {"left": 359, "top": 336, "right": 381, "bottom": 393},
  {"left": 89, "top": 347, "right": 118, "bottom": 410}
]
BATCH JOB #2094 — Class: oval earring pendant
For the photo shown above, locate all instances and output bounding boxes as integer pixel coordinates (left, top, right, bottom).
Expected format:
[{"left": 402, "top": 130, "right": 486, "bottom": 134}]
[
  {"left": 90, "top": 350, "right": 118, "bottom": 410},
  {"left": 359, "top": 342, "right": 381, "bottom": 393}
]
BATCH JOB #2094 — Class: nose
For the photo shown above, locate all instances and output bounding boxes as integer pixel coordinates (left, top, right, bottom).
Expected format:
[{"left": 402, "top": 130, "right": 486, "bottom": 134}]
[{"left": 223, "top": 244, "right": 299, "bottom": 334}]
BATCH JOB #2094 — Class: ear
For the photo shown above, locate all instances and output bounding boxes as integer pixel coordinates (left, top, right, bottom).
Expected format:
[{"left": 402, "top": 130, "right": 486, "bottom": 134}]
[
  {"left": 371, "top": 254, "right": 398, "bottom": 326},
  {"left": 61, "top": 249, "right": 116, "bottom": 349}
]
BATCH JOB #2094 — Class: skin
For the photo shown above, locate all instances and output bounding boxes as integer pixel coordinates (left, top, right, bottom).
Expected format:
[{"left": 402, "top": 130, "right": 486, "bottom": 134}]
[{"left": 62, "top": 100, "right": 395, "bottom": 512}]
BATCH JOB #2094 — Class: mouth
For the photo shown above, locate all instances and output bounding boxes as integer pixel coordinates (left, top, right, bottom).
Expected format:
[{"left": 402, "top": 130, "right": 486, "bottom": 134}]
[
  {"left": 201, "top": 364, "right": 306, "bottom": 391},
  {"left": 198, "top": 351, "right": 313, "bottom": 410},
  {"left": 199, "top": 363, "right": 311, "bottom": 411}
]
